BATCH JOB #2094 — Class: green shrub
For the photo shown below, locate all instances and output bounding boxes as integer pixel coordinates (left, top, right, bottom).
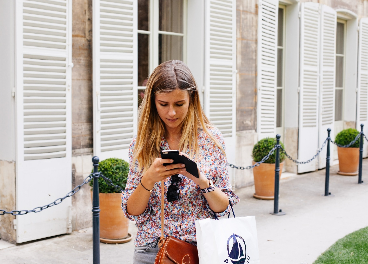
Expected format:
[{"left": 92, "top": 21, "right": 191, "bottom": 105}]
[
  {"left": 252, "top": 137, "right": 286, "bottom": 164},
  {"left": 335, "top": 128, "right": 361, "bottom": 148},
  {"left": 90, "top": 158, "right": 129, "bottom": 193}
]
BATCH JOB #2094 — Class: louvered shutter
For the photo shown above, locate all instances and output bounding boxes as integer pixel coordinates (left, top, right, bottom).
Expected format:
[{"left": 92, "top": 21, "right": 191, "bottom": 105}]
[
  {"left": 204, "top": 0, "right": 236, "bottom": 138},
  {"left": 15, "top": 0, "right": 72, "bottom": 243},
  {"left": 93, "top": 0, "right": 137, "bottom": 162},
  {"left": 357, "top": 18, "right": 368, "bottom": 158},
  {"left": 298, "top": 2, "right": 320, "bottom": 173},
  {"left": 257, "top": 0, "right": 278, "bottom": 140},
  {"left": 318, "top": 6, "right": 336, "bottom": 169}
]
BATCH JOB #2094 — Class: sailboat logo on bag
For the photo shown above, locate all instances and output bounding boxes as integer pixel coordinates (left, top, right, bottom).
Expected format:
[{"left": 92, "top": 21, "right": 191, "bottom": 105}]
[{"left": 224, "top": 233, "right": 250, "bottom": 264}]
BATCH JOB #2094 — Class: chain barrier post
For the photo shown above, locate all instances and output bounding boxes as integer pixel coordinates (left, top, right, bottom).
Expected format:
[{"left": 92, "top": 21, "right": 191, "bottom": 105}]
[
  {"left": 92, "top": 156, "right": 100, "bottom": 264},
  {"left": 272, "top": 134, "right": 284, "bottom": 215},
  {"left": 358, "top": 124, "right": 364, "bottom": 184},
  {"left": 325, "top": 128, "right": 331, "bottom": 196}
]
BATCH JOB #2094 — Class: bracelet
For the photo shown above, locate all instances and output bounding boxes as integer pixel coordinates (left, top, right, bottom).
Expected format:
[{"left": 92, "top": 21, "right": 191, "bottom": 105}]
[
  {"left": 200, "top": 179, "right": 216, "bottom": 194},
  {"left": 140, "top": 179, "right": 152, "bottom": 193}
]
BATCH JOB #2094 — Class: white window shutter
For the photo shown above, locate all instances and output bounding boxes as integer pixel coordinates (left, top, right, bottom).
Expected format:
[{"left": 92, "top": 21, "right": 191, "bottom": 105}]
[
  {"left": 15, "top": 0, "right": 72, "bottom": 243},
  {"left": 298, "top": 2, "right": 320, "bottom": 173},
  {"left": 93, "top": 0, "right": 137, "bottom": 162},
  {"left": 204, "top": 0, "right": 236, "bottom": 138},
  {"left": 357, "top": 18, "right": 368, "bottom": 158},
  {"left": 318, "top": 5, "right": 336, "bottom": 169},
  {"left": 257, "top": 0, "right": 279, "bottom": 140}
]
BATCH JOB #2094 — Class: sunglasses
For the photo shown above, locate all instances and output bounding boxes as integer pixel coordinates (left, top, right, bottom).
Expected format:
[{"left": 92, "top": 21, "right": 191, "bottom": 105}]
[{"left": 167, "top": 174, "right": 182, "bottom": 202}]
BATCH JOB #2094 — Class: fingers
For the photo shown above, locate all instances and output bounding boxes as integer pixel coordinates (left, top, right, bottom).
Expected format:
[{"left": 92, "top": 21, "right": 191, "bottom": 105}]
[
  {"left": 151, "top": 158, "right": 185, "bottom": 179},
  {"left": 159, "top": 158, "right": 174, "bottom": 165},
  {"left": 147, "top": 158, "right": 189, "bottom": 184},
  {"left": 160, "top": 167, "right": 186, "bottom": 177},
  {"left": 155, "top": 158, "right": 185, "bottom": 172},
  {"left": 164, "top": 163, "right": 185, "bottom": 171}
]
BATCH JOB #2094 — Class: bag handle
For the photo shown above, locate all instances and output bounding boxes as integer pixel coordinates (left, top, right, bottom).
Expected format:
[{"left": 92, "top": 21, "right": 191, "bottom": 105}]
[
  {"left": 228, "top": 202, "right": 236, "bottom": 218},
  {"left": 213, "top": 201, "right": 236, "bottom": 220}
]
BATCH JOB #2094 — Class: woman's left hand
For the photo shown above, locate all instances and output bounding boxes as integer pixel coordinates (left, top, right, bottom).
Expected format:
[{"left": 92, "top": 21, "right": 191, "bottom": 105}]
[
  {"left": 179, "top": 152, "right": 210, "bottom": 189},
  {"left": 179, "top": 153, "right": 229, "bottom": 212}
]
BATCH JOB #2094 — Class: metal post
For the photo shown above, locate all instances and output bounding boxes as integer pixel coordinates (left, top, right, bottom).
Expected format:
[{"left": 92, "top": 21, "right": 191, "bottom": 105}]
[
  {"left": 325, "top": 128, "right": 331, "bottom": 196},
  {"left": 272, "top": 134, "right": 284, "bottom": 215},
  {"left": 358, "top": 124, "right": 364, "bottom": 184},
  {"left": 92, "top": 156, "right": 100, "bottom": 264}
]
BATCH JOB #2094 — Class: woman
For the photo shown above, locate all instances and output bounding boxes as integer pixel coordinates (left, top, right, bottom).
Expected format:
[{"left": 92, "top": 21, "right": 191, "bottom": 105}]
[{"left": 121, "top": 60, "right": 239, "bottom": 263}]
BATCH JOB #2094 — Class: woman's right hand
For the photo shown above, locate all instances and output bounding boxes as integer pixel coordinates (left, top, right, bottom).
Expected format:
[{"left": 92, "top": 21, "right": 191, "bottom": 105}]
[{"left": 141, "top": 158, "right": 186, "bottom": 189}]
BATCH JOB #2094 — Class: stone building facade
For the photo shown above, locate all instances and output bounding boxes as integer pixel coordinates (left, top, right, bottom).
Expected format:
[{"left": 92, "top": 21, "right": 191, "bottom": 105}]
[{"left": 1, "top": 0, "right": 368, "bottom": 243}]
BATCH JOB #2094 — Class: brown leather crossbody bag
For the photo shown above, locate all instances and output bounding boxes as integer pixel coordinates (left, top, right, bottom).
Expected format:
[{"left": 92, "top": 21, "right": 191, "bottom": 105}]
[{"left": 154, "top": 180, "right": 199, "bottom": 264}]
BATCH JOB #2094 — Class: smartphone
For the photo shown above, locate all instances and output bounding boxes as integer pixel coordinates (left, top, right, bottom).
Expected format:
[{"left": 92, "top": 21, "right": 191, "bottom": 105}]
[{"left": 160, "top": 150, "right": 199, "bottom": 178}]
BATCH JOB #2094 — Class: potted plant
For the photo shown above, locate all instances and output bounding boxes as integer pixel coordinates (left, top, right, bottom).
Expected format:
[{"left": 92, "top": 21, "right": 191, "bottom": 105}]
[
  {"left": 252, "top": 137, "right": 286, "bottom": 200},
  {"left": 335, "top": 128, "right": 361, "bottom": 176},
  {"left": 90, "top": 158, "right": 131, "bottom": 243}
]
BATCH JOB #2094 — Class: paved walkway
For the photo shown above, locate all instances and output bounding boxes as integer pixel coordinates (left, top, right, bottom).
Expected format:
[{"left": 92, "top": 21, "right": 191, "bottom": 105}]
[{"left": 1, "top": 161, "right": 368, "bottom": 264}]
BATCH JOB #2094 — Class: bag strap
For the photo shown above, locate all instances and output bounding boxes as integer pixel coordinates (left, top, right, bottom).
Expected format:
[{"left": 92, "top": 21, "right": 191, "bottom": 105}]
[{"left": 160, "top": 180, "right": 165, "bottom": 240}]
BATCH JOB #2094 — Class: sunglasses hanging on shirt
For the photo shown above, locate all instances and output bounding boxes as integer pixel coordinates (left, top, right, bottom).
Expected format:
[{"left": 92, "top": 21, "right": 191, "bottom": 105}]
[{"left": 167, "top": 174, "right": 182, "bottom": 202}]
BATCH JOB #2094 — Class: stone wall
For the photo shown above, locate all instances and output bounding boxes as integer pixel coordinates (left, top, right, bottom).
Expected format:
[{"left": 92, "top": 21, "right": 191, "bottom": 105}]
[
  {"left": 345, "top": 121, "right": 356, "bottom": 129},
  {"left": 68, "top": 0, "right": 368, "bottom": 229},
  {"left": 297, "top": 1, "right": 367, "bottom": 18},
  {"left": 234, "top": 0, "right": 366, "bottom": 177},
  {"left": 71, "top": 155, "right": 93, "bottom": 231},
  {"left": 232, "top": 1, "right": 258, "bottom": 188},
  {"left": 71, "top": 0, "right": 93, "bottom": 231},
  {"left": 322, "top": 0, "right": 359, "bottom": 14},
  {"left": 236, "top": 0, "right": 258, "bottom": 132},
  {"left": 0, "top": 161, "right": 16, "bottom": 243},
  {"left": 232, "top": 131, "right": 258, "bottom": 189},
  {"left": 72, "top": 0, "right": 93, "bottom": 153},
  {"left": 284, "top": 128, "right": 298, "bottom": 174}
]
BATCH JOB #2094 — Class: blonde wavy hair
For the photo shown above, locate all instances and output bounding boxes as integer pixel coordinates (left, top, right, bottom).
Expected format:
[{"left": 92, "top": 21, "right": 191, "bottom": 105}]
[{"left": 133, "top": 60, "right": 224, "bottom": 171}]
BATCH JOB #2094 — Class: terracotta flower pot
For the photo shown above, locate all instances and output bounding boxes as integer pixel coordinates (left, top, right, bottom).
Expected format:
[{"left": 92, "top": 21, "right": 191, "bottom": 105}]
[
  {"left": 252, "top": 162, "right": 283, "bottom": 200},
  {"left": 91, "top": 192, "right": 131, "bottom": 243},
  {"left": 337, "top": 147, "right": 359, "bottom": 176}
]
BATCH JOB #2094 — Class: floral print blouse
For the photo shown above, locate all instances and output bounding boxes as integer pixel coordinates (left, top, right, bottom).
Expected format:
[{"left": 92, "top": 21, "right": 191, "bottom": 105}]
[{"left": 121, "top": 126, "right": 239, "bottom": 247}]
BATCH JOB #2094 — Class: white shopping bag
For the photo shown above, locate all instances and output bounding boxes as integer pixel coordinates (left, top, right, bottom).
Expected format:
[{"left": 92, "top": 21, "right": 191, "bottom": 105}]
[{"left": 195, "top": 216, "right": 260, "bottom": 264}]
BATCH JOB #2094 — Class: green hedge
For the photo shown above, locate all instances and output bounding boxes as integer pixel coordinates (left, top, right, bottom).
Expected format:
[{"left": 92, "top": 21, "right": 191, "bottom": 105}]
[
  {"left": 90, "top": 158, "right": 129, "bottom": 193},
  {"left": 335, "top": 128, "right": 361, "bottom": 148},
  {"left": 252, "top": 137, "right": 286, "bottom": 164}
]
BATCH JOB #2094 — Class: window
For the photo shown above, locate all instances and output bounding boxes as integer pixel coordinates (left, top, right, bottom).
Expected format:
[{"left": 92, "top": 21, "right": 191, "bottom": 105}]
[
  {"left": 335, "top": 20, "right": 345, "bottom": 122},
  {"left": 276, "top": 6, "right": 285, "bottom": 135},
  {"left": 137, "top": 0, "right": 186, "bottom": 107}
]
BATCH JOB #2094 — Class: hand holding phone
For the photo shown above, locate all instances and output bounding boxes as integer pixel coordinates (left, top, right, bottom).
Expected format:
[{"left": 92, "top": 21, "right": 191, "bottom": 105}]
[{"left": 160, "top": 150, "right": 199, "bottom": 178}]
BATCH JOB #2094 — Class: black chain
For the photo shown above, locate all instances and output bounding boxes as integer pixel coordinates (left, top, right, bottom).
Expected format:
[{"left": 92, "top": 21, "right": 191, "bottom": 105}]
[
  {"left": 228, "top": 139, "right": 327, "bottom": 168},
  {"left": 330, "top": 132, "right": 362, "bottom": 148},
  {"left": 227, "top": 132, "right": 365, "bottom": 169},
  {"left": 0, "top": 174, "right": 94, "bottom": 216},
  {"left": 227, "top": 146, "right": 278, "bottom": 170},
  {"left": 99, "top": 174, "right": 124, "bottom": 193},
  {"left": 280, "top": 138, "right": 328, "bottom": 165},
  {"left": 363, "top": 133, "right": 368, "bottom": 143},
  {"left": 2, "top": 132, "right": 366, "bottom": 216}
]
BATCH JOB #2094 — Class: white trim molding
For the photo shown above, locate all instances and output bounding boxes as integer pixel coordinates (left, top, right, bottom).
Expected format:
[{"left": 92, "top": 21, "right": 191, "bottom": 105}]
[
  {"left": 336, "top": 9, "right": 357, "bottom": 20},
  {"left": 279, "top": 0, "right": 299, "bottom": 6}
]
